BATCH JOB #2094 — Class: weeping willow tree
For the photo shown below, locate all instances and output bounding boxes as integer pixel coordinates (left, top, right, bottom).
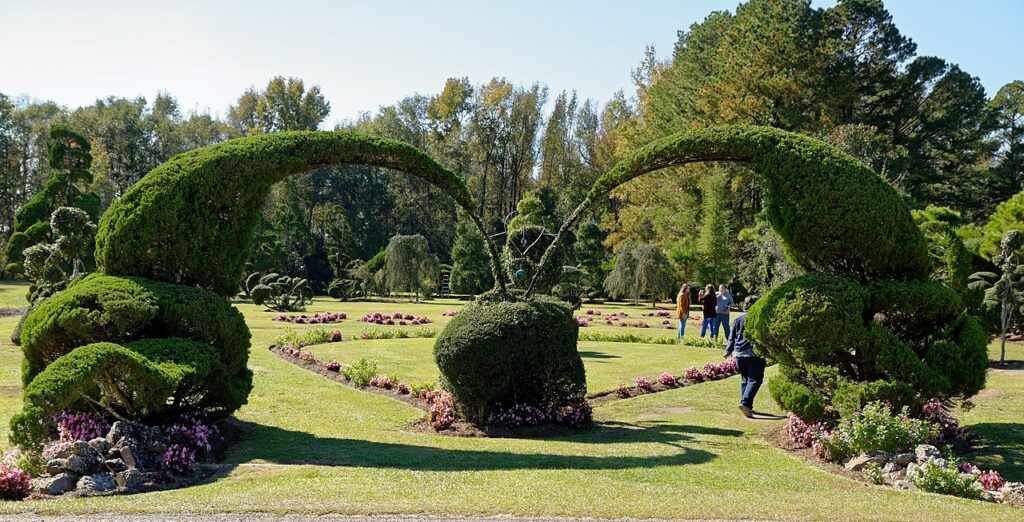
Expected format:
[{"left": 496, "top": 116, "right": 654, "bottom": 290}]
[
  {"left": 384, "top": 234, "right": 438, "bottom": 302},
  {"left": 603, "top": 242, "right": 674, "bottom": 307}
]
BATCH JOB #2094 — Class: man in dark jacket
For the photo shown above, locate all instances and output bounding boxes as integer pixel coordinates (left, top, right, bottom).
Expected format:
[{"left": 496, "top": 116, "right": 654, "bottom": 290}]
[{"left": 724, "top": 295, "right": 765, "bottom": 418}]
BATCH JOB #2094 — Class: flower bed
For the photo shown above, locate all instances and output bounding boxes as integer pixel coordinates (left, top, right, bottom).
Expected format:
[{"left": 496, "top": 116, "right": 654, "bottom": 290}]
[
  {"left": 602, "top": 359, "right": 740, "bottom": 401},
  {"left": 10, "top": 411, "right": 236, "bottom": 500},
  {"left": 776, "top": 402, "right": 1024, "bottom": 507},
  {"left": 360, "top": 311, "right": 432, "bottom": 326},
  {"left": 274, "top": 311, "right": 347, "bottom": 324}
]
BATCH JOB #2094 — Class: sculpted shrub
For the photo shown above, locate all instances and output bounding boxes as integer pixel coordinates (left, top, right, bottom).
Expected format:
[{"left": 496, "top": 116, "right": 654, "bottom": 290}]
[{"left": 433, "top": 297, "right": 585, "bottom": 424}]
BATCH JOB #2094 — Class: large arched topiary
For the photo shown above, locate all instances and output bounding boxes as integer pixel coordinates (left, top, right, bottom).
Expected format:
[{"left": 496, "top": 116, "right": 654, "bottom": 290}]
[
  {"left": 529, "top": 125, "right": 987, "bottom": 421},
  {"left": 13, "top": 130, "right": 515, "bottom": 447}
]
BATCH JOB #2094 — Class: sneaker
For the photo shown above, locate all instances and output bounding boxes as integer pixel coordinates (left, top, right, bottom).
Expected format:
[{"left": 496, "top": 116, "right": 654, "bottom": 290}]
[{"left": 738, "top": 404, "right": 753, "bottom": 418}]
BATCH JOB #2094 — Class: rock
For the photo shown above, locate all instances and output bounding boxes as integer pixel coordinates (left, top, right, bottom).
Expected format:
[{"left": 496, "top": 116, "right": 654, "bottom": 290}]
[
  {"left": 104, "top": 458, "right": 127, "bottom": 473},
  {"left": 119, "top": 447, "right": 138, "bottom": 469},
  {"left": 79, "top": 472, "right": 116, "bottom": 493},
  {"left": 64, "top": 454, "right": 101, "bottom": 476},
  {"left": 845, "top": 454, "right": 886, "bottom": 471},
  {"left": 114, "top": 469, "right": 150, "bottom": 492},
  {"left": 915, "top": 444, "right": 940, "bottom": 462},
  {"left": 982, "top": 489, "right": 1003, "bottom": 503},
  {"left": 893, "top": 480, "right": 913, "bottom": 491},
  {"left": 882, "top": 461, "right": 903, "bottom": 473},
  {"left": 1001, "top": 482, "right": 1024, "bottom": 506},
  {"left": 885, "top": 469, "right": 906, "bottom": 482},
  {"left": 33, "top": 473, "right": 79, "bottom": 495},
  {"left": 932, "top": 458, "right": 948, "bottom": 469},
  {"left": 894, "top": 453, "right": 915, "bottom": 466},
  {"left": 107, "top": 421, "right": 127, "bottom": 444},
  {"left": 69, "top": 440, "right": 99, "bottom": 459},
  {"left": 906, "top": 462, "right": 920, "bottom": 478},
  {"left": 45, "top": 458, "right": 69, "bottom": 475},
  {"left": 88, "top": 437, "right": 111, "bottom": 455}
]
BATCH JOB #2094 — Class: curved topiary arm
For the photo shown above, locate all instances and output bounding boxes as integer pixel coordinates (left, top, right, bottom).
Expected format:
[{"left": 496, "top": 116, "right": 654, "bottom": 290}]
[
  {"left": 526, "top": 125, "right": 930, "bottom": 297},
  {"left": 95, "top": 131, "right": 507, "bottom": 296}
]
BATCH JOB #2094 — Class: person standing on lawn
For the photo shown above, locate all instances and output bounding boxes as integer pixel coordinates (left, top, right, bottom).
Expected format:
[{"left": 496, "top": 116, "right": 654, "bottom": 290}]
[
  {"left": 676, "top": 284, "right": 691, "bottom": 340},
  {"left": 698, "top": 284, "right": 717, "bottom": 339},
  {"left": 715, "top": 284, "right": 735, "bottom": 339},
  {"left": 725, "top": 295, "right": 765, "bottom": 418}
]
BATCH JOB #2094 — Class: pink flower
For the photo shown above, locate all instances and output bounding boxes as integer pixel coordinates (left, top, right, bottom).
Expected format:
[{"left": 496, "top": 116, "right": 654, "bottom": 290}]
[
  {"left": 979, "top": 470, "right": 1005, "bottom": 491},
  {"left": 396, "top": 383, "right": 411, "bottom": 395},
  {"left": 330, "top": 330, "right": 343, "bottom": 342},
  {"left": 634, "top": 376, "right": 655, "bottom": 392},
  {"left": 683, "top": 366, "right": 703, "bottom": 382},
  {"left": 658, "top": 372, "right": 678, "bottom": 387},
  {"left": 614, "top": 384, "right": 630, "bottom": 398}
]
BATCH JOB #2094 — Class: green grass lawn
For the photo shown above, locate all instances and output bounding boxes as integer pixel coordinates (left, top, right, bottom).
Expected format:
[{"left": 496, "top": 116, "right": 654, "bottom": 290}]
[
  {"left": 0, "top": 288, "right": 1021, "bottom": 520},
  {"left": 0, "top": 280, "right": 28, "bottom": 309}
]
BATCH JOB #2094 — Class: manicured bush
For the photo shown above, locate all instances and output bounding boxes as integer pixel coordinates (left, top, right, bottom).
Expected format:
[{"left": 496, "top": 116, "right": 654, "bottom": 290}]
[
  {"left": 18, "top": 273, "right": 251, "bottom": 393},
  {"left": 247, "top": 273, "right": 312, "bottom": 311},
  {"left": 433, "top": 297, "right": 585, "bottom": 423},
  {"left": 503, "top": 225, "right": 573, "bottom": 294},
  {"left": 12, "top": 273, "right": 252, "bottom": 449},
  {"left": 94, "top": 131, "right": 503, "bottom": 296},
  {"left": 747, "top": 273, "right": 988, "bottom": 421}
]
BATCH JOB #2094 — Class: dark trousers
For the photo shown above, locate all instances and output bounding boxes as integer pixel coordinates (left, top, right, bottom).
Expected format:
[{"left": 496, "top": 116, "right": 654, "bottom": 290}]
[{"left": 737, "top": 356, "right": 766, "bottom": 409}]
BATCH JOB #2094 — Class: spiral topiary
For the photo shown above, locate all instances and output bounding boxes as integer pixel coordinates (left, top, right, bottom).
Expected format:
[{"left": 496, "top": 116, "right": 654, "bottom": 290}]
[
  {"left": 12, "top": 130, "right": 511, "bottom": 448},
  {"left": 530, "top": 125, "right": 987, "bottom": 422}
]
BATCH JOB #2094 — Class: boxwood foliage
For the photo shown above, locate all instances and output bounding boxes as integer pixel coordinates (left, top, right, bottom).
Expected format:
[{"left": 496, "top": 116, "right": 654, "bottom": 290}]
[
  {"left": 95, "top": 130, "right": 505, "bottom": 296},
  {"left": 527, "top": 124, "right": 986, "bottom": 423},
  {"left": 746, "top": 274, "right": 987, "bottom": 420},
  {"left": 433, "top": 296, "right": 585, "bottom": 423},
  {"left": 13, "top": 273, "right": 251, "bottom": 446}
]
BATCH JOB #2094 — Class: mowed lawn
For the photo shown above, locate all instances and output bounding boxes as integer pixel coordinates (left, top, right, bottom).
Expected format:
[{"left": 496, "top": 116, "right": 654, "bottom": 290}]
[{"left": 0, "top": 285, "right": 1021, "bottom": 520}]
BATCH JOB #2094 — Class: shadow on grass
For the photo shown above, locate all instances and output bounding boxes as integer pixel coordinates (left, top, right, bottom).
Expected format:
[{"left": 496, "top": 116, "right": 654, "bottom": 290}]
[
  {"left": 966, "top": 422, "right": 1024, "bottom": 482},
  {"left": 578, "top": 351, "right": 621, "bottom": 359},
  {"left": 221, "top": 419, "right": 738, "bottom": 472}
]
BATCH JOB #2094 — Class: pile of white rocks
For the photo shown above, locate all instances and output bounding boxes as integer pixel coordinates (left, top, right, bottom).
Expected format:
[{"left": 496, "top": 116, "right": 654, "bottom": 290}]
[
  {"left": 843, "top": 443, "right": 1024, "bottom": 506},
  {"left": 31, "top": 421, "right": 166, "bottom": 497}
]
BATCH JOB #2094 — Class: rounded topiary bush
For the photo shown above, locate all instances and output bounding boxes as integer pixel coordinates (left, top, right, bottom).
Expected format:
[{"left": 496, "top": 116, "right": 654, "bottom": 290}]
[
  {"left": 433, "top": 297, "right": 585, "bottom": 423},
  {"left": 16, "top": 273, "right": 252, "bottom": 438},
  {"left": 747, "top": 274, "right": 988, "bottom": 421}
]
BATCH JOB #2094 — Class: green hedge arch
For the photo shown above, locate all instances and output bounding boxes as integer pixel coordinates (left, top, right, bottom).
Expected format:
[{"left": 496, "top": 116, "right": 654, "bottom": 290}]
[
  {"left": 528, "top": 124, "right": 985, "bottom": 420},
  {"left": 96, "top": 130, "right": 506, "bottom": 295},
  {"left": 14, "top": 131, "right": 511, "bottom": 447}
]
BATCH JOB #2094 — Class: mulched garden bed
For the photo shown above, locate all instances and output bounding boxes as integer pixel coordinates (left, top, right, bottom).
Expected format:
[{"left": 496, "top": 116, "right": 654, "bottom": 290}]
[{"left": 270, "top": 343, "right": 741, "bottom": 438}]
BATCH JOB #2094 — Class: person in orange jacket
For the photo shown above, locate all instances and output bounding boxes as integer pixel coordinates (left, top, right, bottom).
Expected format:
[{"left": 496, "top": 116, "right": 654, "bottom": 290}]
[{"left": 675, "top": 284, "right": 691, "bottom": 340}]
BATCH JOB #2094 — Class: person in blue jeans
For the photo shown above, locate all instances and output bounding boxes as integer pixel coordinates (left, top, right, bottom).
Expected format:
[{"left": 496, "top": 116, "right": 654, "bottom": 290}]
[
  {"left": 698, "top": 284, "right": 717, "bottom": 339},
  {"left": 715, "top": 284, "right": 734, "bottom": 339},
  {"left": 724, "top": 295, "right": 765, "bottom": 418}
]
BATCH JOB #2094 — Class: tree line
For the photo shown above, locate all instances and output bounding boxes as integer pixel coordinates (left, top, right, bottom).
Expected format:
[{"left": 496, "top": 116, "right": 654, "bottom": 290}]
[{"left": 2, "top": 0, "right": 1022, "bottom": 302}]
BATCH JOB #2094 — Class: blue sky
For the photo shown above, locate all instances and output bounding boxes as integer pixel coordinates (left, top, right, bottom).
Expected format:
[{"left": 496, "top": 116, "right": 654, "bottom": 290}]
[{"left": 1, "top": 0, "right": 1021, "bottom": 125}]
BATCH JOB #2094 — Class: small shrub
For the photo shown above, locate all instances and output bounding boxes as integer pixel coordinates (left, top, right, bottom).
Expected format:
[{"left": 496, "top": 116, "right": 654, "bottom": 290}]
[
  {"left": 162, "top": 443, "right": 198, "bottom": 476},
  {"left": 396, "top": 383, "right": 411, "bottom": 395},
  {"left": 657, "top": 372, "right": 678, "bottom": 387},
  {"left": 425, "top": 390, "right": 455, "bottom": 430},
  {"left": 909, "top": 461, "right": 982, "bottom": 499},
  {"left": 862, "top": 462, "right": 884, "bottom": 485},
  {"left": 979, "top": 470, "right": 1005, "bottom": 491},
  {"left": 410, "top": 381, "right": 436, "bottom": 398},
  {"left": 325, "top": 360, "right": 341, "bottom": 372},
  {"left": 683, "top": 366, "right": 703, "bottom": 382},
  {"left": 784, "top": 412, "right": 827, "bottom": 448},
  {"left": 614, "top": 384, "right": 630, "bottom": 398},
  {"left": 812, "top": 402, "right": 936, "bottom": 462},
  {"left": 0, "top": 452, "right": 31, "bottom": 500},
  {"left": 634, "top": 377, "right": 655, "bottom": 392},
  {"left": 330, "top": 330, "right": 343, "bottom": 342},
  {"left": 369, "top": 375, "right": 393, "bottom": 390},
  {"left": 358, "top": 328, "right": 436, "bottom": 340},
  {"left": 342, "top": 358, "right": 378, "bottom": 386}
]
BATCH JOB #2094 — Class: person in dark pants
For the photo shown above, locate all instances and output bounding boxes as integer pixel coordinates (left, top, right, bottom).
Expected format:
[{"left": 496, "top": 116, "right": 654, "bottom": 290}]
[{"left": 724, "top": 295, "right": 765, "bottom": 418}]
